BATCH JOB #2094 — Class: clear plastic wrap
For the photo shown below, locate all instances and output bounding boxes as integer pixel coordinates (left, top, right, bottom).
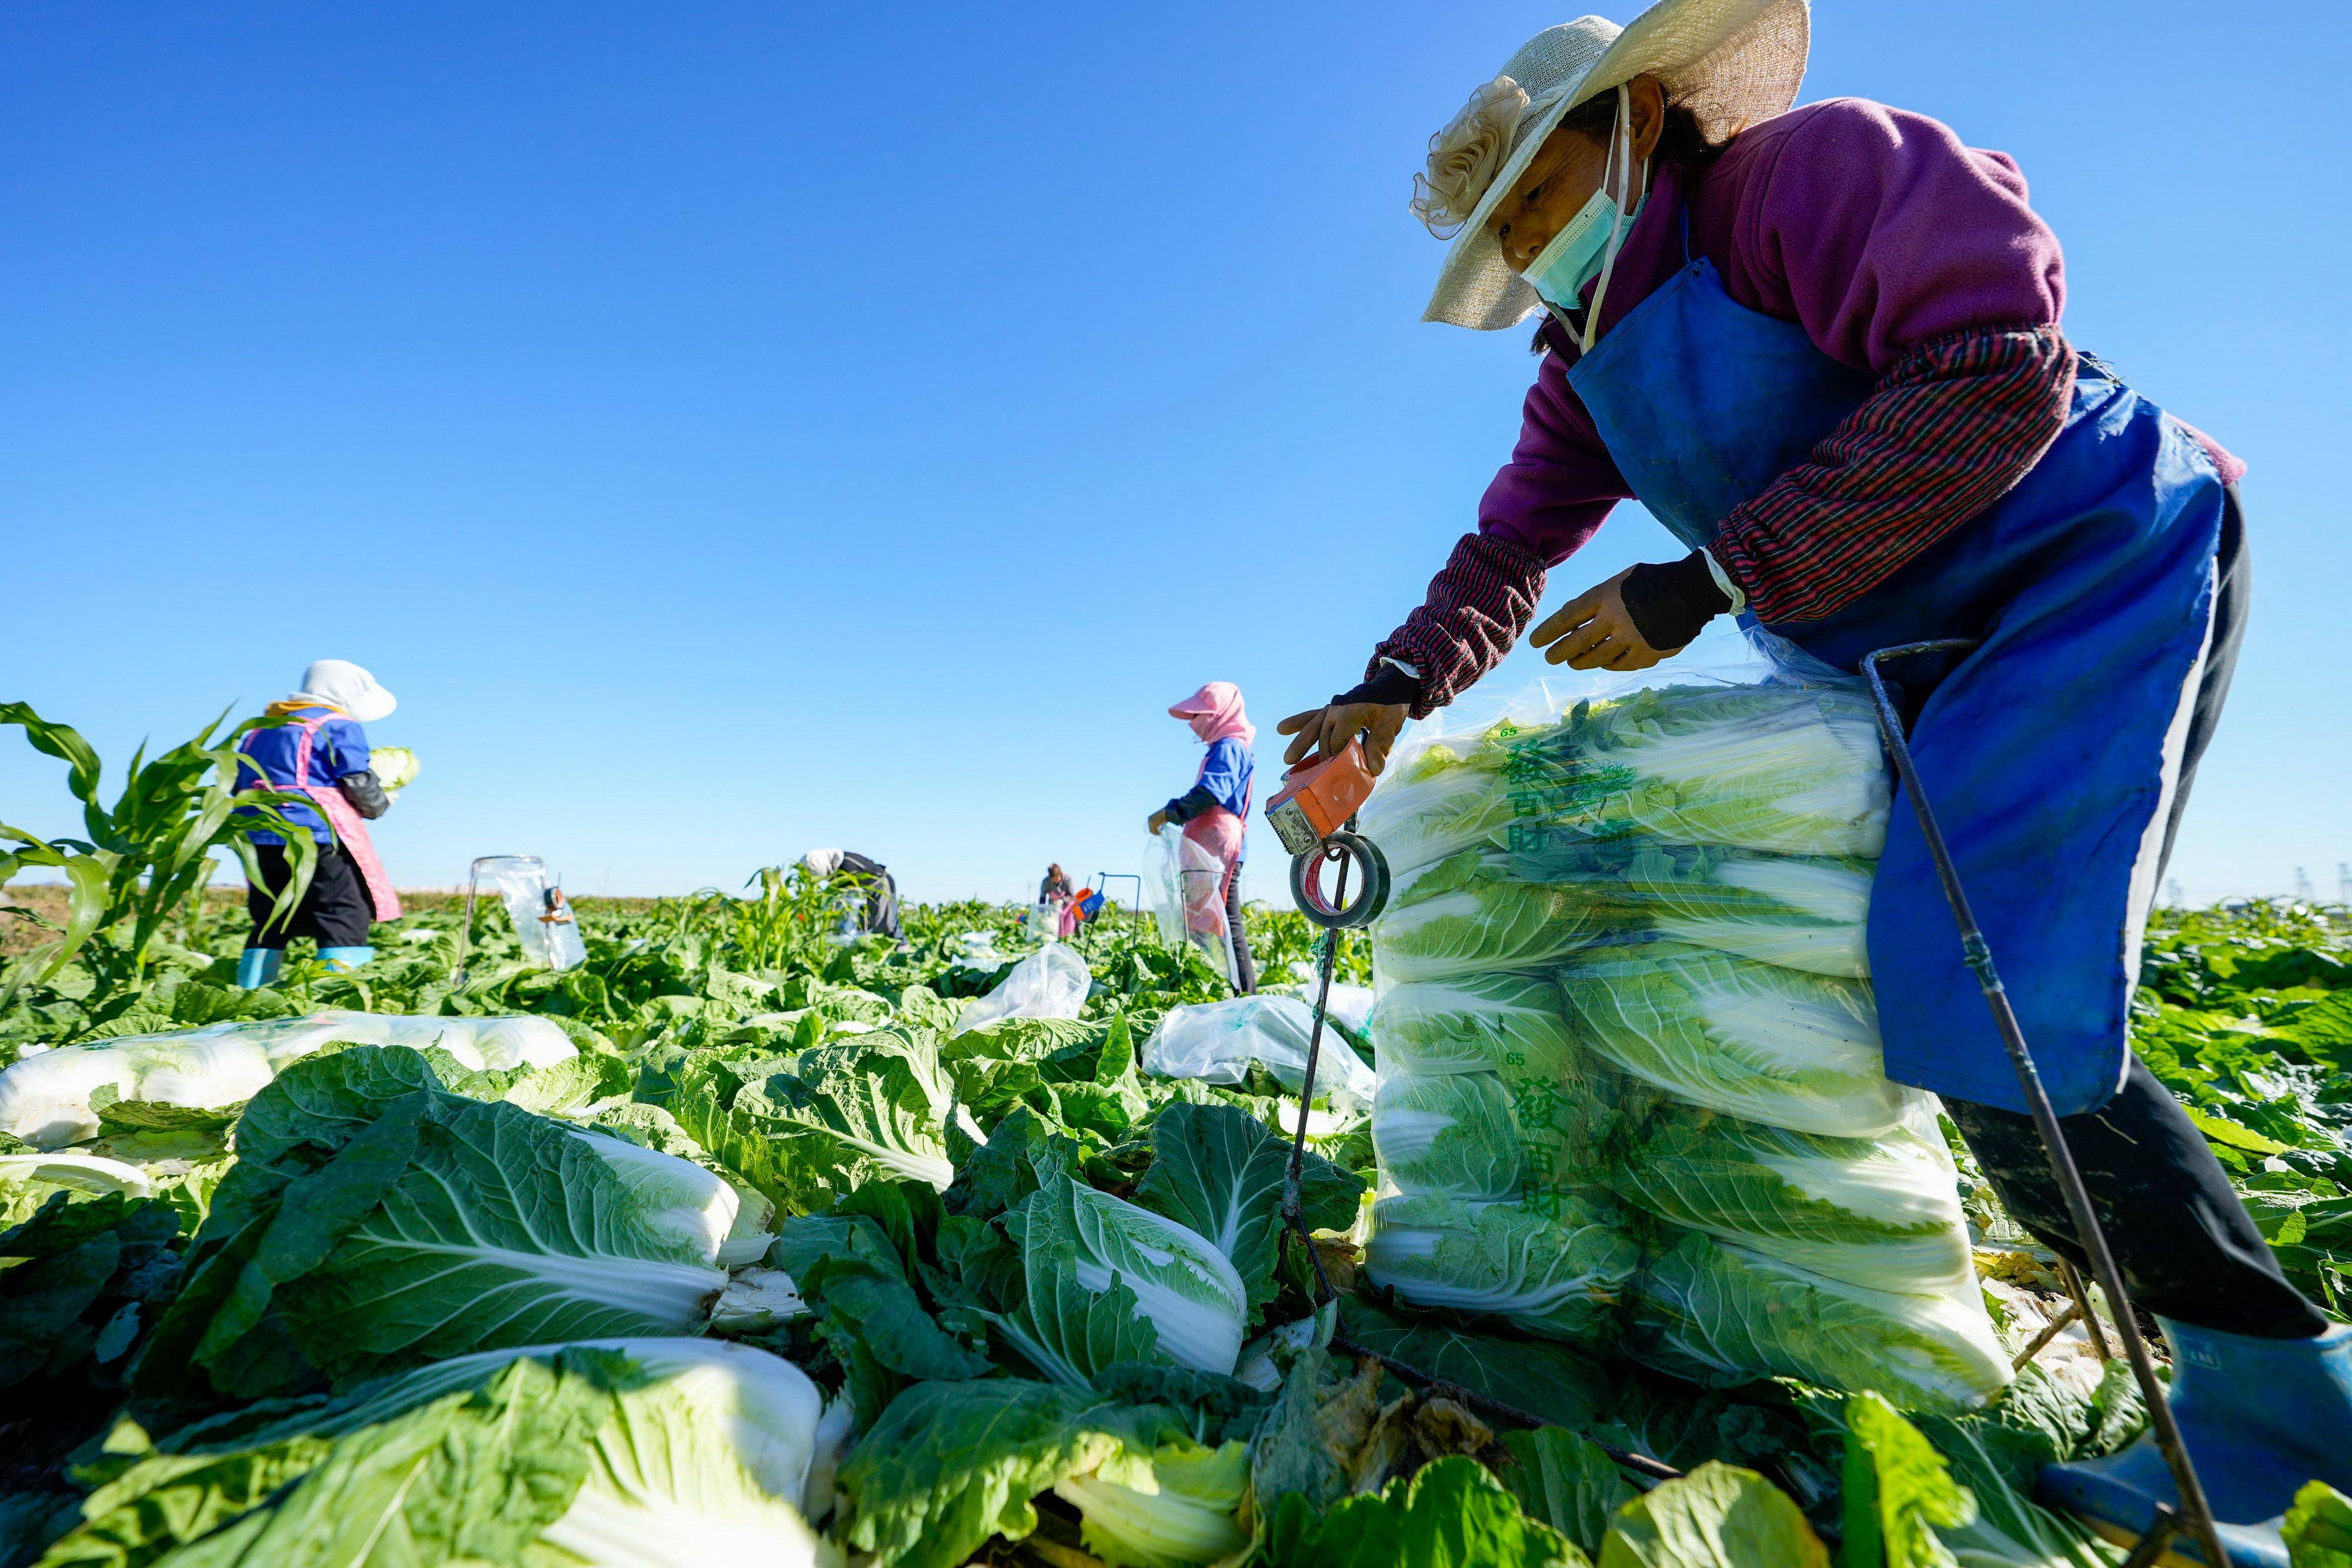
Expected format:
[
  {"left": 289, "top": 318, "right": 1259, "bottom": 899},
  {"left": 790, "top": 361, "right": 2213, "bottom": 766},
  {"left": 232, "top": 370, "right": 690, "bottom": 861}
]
[
  {"left": 0, "top": 1011, "right": 579, "bottom": 1148},
  {"left": 473, "top": 856, "right": 588, "bottom": 971},
  {"left": 951, "top": 942, "right": 1093, "bottom": 1037},
  {"left": 1359, "top": 630, "right": 2004, "bottom": 1411},
  {"left": 1145, "top": 825, "right": 1236, "bottom": 982},
  {"left": 1140, "top": 996, "right": 1377, "bottom": 1108}
]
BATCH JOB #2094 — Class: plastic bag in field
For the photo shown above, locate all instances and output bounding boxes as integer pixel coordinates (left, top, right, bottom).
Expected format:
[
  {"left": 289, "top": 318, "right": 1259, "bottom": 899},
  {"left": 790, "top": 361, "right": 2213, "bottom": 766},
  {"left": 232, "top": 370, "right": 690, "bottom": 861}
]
[
  {"left": 473, "top": 855, "right": 588, "bottom": 971},
  {"left": 1141, "top": 995, "right": 1377, "bottom": 1108},
  {"left": 1145, "top": 825, "right": 1237, "bottom": 983},
  {"left": 0, "top": 1010, "right": 578, "bottom": 1148},
  {"left": 953, "top": 942, "right": 1092, "bottom": 1037},
  {"left": 1359, "top": 630, "right": 2002, "bottom": 1411}
]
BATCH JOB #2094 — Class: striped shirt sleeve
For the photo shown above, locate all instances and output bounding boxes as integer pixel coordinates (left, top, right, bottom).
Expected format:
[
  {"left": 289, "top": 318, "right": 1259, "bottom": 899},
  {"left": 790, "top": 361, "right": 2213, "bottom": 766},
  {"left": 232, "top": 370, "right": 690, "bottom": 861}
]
[
  {"left": 1368, "top": 530, "right": 1549, "bottom": 718},
  {"left": 1709, "top": 324, "right": 2076, "bottom": 623}
]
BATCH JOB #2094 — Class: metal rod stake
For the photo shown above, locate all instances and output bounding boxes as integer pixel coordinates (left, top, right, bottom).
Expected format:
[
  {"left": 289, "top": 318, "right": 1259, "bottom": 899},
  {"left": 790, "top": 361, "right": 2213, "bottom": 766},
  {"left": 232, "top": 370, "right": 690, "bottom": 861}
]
[{"left": 1863, "top": 642, "right": 2224, "bottom": 1568}]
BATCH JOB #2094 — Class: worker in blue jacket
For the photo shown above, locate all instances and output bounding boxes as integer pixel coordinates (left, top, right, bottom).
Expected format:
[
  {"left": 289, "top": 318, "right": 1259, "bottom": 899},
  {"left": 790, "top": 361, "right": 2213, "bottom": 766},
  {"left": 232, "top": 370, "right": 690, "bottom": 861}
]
[
  {"left": 232, "top": 660, "right": 403, "bottom": 987},
  {"left": 1150, "top": 683, "right": 1258, "bottom": 993}
]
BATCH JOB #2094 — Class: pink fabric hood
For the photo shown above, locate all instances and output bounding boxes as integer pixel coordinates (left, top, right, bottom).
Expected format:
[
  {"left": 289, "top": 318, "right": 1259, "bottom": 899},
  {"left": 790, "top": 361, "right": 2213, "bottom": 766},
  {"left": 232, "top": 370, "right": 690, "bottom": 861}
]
[{"left": 1169, "top": 682, "right": 1254, "bottom": 748}]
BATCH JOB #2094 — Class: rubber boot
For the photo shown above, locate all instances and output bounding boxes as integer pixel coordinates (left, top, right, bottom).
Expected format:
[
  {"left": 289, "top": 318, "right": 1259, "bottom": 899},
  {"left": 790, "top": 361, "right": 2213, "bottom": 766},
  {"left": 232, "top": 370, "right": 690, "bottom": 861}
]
[
  {"left": 317, "top": 945, "right": 376, "bottom": 973},
  {"left": 2040, "top": 1318, "right": 2352, "bottom": 1565},
  {"left": 235, "top": 947, "right": 283, "bottom": 989}
]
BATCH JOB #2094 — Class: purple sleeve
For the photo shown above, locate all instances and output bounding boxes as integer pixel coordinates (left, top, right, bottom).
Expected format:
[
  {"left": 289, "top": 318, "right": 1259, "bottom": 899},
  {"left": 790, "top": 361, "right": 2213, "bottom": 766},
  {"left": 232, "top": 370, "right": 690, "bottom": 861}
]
[
  {"left": 1720, "top": 99, "right": 2066, "bottom": 372},
  {"left": 1474, "top": 336, "right": 1633, "bottom": 563}
]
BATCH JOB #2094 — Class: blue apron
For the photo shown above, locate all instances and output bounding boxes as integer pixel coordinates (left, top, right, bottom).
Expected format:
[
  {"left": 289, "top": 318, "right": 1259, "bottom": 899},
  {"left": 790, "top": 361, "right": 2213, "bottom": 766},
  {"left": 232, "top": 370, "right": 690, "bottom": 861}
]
[{"left": 1562, "top": 240, "right": 2227, "bottom": 1115}]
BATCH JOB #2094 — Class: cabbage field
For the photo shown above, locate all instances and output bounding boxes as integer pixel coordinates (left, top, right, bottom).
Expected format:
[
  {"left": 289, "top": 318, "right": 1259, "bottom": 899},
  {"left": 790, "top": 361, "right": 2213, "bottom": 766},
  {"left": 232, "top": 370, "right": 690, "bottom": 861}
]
[{"left": 1, "top": 850, "right": 2348, "bottom": 1564}]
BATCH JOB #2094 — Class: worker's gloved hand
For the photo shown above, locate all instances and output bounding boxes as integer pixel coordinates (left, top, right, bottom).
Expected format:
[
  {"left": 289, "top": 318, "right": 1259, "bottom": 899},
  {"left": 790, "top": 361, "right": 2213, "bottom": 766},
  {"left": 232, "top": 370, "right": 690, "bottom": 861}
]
[
  {"left": 1276, "top": 696, "right": 1412, "bottom": 776},
  {"left": 338, "top": 770, "right": 392, "bottom": 820},
  {"left": 1531, "top": 553, "right": 1731, "bottom": 671},
  {"left": 1147, "top": 811, "right": 1171, "bottom": 835}
]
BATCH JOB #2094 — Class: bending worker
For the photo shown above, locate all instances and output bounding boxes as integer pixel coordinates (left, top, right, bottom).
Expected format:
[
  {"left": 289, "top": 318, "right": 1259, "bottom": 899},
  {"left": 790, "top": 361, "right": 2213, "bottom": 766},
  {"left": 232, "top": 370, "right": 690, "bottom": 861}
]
[
  {"left": 1275, "top": 2, "right": 2338, "bottom": 1556},
  {"left": 803, "top": 848, "right": 905, "bottom": 943},
  {"left": 232, "top": 659, "right": 402, "bottom": 986},
  {"left": 1150, "top": 683, "right": 1257, "bottom": 994}
]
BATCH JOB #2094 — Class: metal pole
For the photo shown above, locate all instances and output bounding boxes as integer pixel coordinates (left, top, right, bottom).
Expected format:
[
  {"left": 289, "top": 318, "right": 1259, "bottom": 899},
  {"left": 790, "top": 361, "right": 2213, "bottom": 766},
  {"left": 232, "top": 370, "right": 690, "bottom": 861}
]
[{"left": 1862, "top": 641, "right": 2224, "bottom": 1568}]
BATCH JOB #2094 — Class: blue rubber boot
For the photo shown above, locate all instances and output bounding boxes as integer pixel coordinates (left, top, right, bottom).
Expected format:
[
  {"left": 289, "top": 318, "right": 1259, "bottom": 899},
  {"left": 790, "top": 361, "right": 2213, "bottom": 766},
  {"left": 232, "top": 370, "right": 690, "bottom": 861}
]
[
  {"left": 235, "top": 947, "right": 283, "bottom": 989},
  {"left": 318, "top": 945, "right": 376, "bottom": 972},
  {"left": 2040, "top": 1319, "right": 2352, "bottom": 1564}
]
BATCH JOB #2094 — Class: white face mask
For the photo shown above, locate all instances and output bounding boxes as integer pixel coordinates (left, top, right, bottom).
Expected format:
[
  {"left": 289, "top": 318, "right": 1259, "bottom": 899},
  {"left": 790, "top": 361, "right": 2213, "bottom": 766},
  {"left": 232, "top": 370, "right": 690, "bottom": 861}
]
[{"left": 1522, "top": 85, "right": 1648, "bottom": 352}]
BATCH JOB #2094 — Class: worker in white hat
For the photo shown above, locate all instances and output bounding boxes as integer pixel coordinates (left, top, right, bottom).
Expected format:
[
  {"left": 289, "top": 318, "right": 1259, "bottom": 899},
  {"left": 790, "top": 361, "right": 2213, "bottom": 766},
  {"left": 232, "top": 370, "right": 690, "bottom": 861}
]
[
  {"left": 232, "top": 659, "right": 403, "bottom": 985},
  {"left": 1275, "top": 1, "right": 2330, "bottom": 1557}
]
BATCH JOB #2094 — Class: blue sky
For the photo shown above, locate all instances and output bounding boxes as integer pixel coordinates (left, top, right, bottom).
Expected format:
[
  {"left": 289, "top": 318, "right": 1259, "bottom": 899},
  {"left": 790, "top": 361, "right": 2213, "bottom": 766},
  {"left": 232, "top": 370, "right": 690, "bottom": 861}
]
[{"left": 5, "top": 1, "right": 2346, "bottom": 909}]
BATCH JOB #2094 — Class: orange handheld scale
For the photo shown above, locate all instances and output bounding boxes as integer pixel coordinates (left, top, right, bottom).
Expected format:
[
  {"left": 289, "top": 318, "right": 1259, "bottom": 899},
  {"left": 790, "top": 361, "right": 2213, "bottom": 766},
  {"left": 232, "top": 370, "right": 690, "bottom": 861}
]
[{"left": 1264, "top": 739, "right": 1378, "bottom": 857}]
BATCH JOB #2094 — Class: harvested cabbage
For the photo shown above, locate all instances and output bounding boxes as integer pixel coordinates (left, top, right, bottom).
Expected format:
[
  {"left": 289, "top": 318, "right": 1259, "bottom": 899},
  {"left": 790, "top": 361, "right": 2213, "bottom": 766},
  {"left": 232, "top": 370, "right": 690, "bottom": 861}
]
[
  {"left": 1632, "top": 1231, "right": 2009, "bottom": 1412},
  {"left": 0, "top": 1009, "right": 577, "bottom": 1148},
  {"left": 1362, "top": 1193, "right": 1639, "bottom": 1343},
  {"left": 48, "top": 1340, "right": 839, "bottom": 1566},
  {"left": 1555, "top": 943, "right": 1912, "bottom": 1139},
  {"left": 1053, "top": 1439, "right": 1250, "bottom": 1568},
  {"left": 1369, "top": 1070, "right": 1524, "bottom": 1201},
  {"left": 1370, "top": 971, "right": 1581, "bottom": 1082},
  {"left": 370, "top": 745, "right": 420, "bottom": 795}
]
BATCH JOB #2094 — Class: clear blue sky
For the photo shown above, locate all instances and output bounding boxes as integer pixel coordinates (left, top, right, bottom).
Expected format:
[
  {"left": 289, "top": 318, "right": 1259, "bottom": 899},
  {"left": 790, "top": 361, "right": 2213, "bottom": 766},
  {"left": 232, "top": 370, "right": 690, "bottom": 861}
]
[{"left": 5, "top": 1, "right": 2346, "bottom": 909}]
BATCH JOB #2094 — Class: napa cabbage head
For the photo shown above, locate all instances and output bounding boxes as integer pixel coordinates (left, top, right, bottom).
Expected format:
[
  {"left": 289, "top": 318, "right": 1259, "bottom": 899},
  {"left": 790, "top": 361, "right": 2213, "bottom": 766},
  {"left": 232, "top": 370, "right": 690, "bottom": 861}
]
[
  {"left": 1052, "top": 1438, "right": 1250, "bottom": 1568},
  {"left": 1545, "top": 683, "right": 1890, "bottom": 857},
  {"left": 54, "top": 1339, "right": 840, "bottom": 1567},
  {"left": 1556, "top": 942, "right": 1913, "bottom": 1138},
  {"left": 369, "top": 745, "right": 420, "bottom": 796},
  {"left": 1371, "top": 1070, "right": 1523, "bottom": 1202},
  {"left": 0, "top": 1150, "right": 151, "bottom": 1227},
  {"left": 1063, "top": 1180, "right": 1249, "bottom": 1378},
  {"left": 1370, "top": 971, "right": 1581, "bottom": 1082},
  {"left": 1371, "top": 878, "right": 1613, "bottom": 984},
  {"left": 1603, "top": 1106, "right": 1976, "bottom": 1293},
  {"left": 1632, "top": 1230, "right": 2009, "bottom": 1412},
  {"left": 1364, "top": 1193, "right": 1639, "bottom": 1345}
]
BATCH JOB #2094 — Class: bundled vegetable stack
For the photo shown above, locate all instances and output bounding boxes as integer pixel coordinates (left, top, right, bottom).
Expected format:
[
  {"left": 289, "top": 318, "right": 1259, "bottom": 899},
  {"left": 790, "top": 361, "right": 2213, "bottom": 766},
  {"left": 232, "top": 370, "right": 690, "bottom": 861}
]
[{"left": 1360, "top": 665, "right": 2012, "bottom": 1410}]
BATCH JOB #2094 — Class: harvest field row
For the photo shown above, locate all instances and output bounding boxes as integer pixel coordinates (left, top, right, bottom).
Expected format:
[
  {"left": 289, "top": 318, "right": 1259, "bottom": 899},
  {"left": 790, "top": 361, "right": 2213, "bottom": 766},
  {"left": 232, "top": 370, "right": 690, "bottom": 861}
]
[{"left": 2, "top": 847, "right": 2346, "bottom": 1564}]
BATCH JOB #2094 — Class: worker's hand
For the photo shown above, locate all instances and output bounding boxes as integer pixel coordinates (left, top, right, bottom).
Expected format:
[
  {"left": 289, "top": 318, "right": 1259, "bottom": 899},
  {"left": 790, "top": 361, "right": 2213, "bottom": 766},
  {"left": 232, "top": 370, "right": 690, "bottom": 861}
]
[
  {"left": 1147, "top": 811, "right": 1170, "bottom": 835},
  {"left": 1275, "top": 701, "right": 1411, "bottom": 776},
  {"left": 1529, "top": 566, "right": 1671, "bottom": 671}
]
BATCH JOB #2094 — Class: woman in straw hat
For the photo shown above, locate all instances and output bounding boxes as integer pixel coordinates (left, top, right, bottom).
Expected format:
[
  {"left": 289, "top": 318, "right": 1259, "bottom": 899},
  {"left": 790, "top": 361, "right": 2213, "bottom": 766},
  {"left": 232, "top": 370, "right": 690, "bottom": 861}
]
[{"left": 1275, "top": 0, "right": 2336, "bottom": 1554}]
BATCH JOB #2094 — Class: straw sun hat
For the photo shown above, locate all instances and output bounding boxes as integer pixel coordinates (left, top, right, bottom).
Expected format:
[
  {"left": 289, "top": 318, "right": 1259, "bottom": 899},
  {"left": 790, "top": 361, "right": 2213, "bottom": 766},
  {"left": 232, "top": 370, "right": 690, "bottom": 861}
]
[{"left": 1416, "top": 0, "right": 1809, "bottom": 330}]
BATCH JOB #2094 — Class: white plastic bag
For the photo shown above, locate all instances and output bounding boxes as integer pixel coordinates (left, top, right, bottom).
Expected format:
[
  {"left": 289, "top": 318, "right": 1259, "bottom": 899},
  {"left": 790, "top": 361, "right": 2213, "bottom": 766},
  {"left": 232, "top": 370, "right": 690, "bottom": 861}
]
[
  {"left": 1141, "top": 996, "right": 1377, "bottom": 1109},
  {"left": 951, "top": 942, "right": 1093, "bottom": 1037},
  {"left": 0, "top": 1010, "right": 579, "bottom": 1149}
]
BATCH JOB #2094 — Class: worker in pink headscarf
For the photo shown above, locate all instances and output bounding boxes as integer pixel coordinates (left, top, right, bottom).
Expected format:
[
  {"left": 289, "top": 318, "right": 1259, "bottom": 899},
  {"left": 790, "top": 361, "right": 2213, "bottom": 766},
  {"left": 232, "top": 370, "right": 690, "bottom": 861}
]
[{"left": 1148, "top": 682, "right": 1258, "bottom": 993}]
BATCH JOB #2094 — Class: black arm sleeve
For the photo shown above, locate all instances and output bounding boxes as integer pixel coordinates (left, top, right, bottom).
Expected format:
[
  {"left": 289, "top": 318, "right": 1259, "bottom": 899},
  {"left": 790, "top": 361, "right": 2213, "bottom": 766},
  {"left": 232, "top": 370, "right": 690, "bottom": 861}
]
[
  {"left": 1162, "top": 784, "right": 1219, "bottom": 825},
  {"left": 338, "top": 771, "right": 392, "bottom": 820}
]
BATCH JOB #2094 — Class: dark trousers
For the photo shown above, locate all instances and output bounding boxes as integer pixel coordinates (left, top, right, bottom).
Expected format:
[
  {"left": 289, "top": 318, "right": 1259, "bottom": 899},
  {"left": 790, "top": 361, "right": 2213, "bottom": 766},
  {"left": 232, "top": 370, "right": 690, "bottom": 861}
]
[
  {"left": 1943, "top": 489, "right": 2321, "bottom": 1338},
  {"left": 1222, "top": 870, "right": 1257, "bottom": 995},
  {"left": 245, "top": 842, "right": 375, "bottom": 950}
]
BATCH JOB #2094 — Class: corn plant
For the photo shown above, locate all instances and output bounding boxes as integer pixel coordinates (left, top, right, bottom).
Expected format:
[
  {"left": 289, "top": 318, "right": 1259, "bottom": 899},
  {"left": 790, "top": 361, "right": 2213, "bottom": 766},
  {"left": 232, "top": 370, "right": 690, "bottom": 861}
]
[{"left": 1, "top": 701, "right": 319, "bottom": 998}]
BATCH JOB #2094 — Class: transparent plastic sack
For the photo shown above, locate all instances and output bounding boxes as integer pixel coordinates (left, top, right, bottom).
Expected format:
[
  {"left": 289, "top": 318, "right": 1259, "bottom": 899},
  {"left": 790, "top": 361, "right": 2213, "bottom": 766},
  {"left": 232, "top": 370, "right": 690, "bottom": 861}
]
[
  {"left": 1145, "top": 825, "right": 1235, "bottom": 984},
  {"left": 0, "top": 1010, "right": 579, "bottom": 1149},
  {"left": 1140, "top": 996, "right": 1377, "bottom": 1109},
  {"left": 473, "top": 856, "right": 588, "bottom": 970},
  {"left": 951, "top": 941, "right": 1093, "bottom": 1037},
  {"left": 1358, "top": 627, "right": 2002, "bottom": 1410}
]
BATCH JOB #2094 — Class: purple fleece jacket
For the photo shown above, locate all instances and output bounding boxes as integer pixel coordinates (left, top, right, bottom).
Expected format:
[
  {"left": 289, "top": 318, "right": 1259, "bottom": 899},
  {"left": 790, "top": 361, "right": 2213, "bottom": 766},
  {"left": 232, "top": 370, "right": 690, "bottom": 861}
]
[{"left": 1476, "top": 98, "right": 2243, "bottom": 571}]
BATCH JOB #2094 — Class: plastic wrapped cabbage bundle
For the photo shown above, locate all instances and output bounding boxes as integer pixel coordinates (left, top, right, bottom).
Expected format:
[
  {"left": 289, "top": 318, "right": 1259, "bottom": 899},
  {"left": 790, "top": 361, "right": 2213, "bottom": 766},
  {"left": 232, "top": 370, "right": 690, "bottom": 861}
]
[
  {"left": 1358, "top": 677, "right": 1889, "bottom": 880},
  {"left": 0, "top": 1010, "right": 578, "bottom": 1148},
  {"left": 1360, "top": 636, "right": 2005, "bottom": 1412}
]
